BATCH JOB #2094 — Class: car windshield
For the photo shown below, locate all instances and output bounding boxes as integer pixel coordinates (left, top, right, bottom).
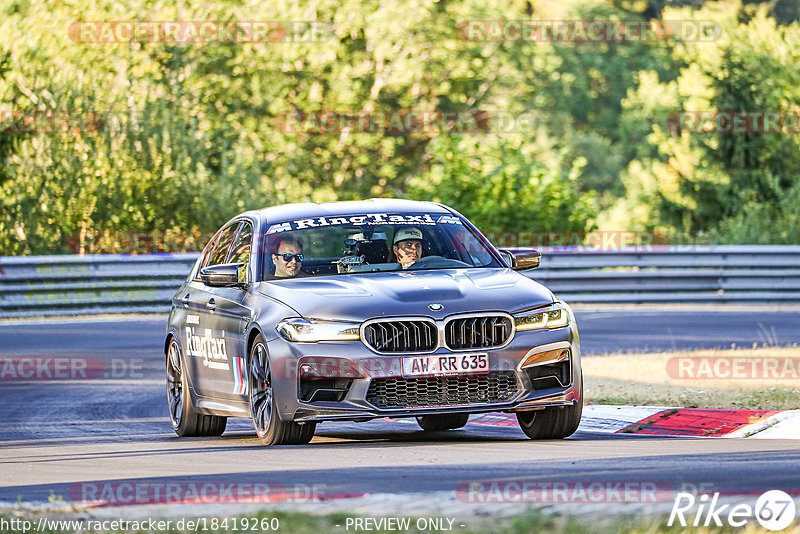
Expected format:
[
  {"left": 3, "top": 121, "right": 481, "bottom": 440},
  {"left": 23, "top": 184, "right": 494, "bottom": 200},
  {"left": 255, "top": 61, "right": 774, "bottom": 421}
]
[{"left": 262, "top": 212, "right": 502, "bottom": 280}]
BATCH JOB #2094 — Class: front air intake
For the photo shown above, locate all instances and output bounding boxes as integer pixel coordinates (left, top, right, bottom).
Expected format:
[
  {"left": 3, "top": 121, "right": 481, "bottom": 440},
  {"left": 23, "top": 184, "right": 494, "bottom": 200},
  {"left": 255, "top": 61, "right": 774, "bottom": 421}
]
[{"left": 366, "top": 371, "right": 520, "bottom": 408}]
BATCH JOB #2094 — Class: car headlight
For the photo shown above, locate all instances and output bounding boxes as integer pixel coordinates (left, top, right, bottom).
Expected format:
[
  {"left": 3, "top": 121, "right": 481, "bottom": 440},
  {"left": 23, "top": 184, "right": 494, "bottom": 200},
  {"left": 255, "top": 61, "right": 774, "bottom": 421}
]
[
  {"left": 514, "top": 304, "right": 570, "bottom": 331},
  {"left": 277, "top": 318, "right": 361, "bottom": 343}
]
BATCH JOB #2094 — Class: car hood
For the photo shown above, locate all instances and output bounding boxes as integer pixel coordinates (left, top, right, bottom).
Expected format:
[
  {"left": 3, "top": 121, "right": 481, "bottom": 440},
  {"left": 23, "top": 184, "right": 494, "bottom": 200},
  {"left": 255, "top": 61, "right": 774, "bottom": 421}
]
[{"left": 256, "top": 268, "right": 554, "bottom": 321}]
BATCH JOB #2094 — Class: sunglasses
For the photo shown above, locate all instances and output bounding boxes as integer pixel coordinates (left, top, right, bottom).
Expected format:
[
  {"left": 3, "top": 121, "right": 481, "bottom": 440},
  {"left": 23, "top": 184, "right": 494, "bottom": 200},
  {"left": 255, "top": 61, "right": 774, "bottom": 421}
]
[{"left": 276, "top": 253, "right": 303, "bottom": 262}]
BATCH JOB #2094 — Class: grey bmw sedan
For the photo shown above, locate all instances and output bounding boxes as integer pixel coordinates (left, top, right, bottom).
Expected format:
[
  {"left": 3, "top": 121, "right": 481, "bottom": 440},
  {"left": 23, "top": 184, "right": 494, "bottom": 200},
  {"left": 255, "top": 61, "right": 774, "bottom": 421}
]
[{"left": 165, "top": 199, "right": 582, "bottom": 445}]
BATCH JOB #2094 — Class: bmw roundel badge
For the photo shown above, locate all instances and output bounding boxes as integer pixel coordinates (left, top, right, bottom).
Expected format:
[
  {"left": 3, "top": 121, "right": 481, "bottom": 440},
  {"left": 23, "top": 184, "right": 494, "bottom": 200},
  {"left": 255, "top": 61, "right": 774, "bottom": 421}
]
[{"left": 428, "top": 303, "right": 444, "bottom": 311}]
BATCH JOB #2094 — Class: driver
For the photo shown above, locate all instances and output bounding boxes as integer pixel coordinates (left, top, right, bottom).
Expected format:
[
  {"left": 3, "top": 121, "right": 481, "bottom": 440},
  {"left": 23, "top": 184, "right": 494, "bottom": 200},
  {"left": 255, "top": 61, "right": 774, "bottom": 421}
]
[
  {"left": 271, "top": 237, "right": 304, "bottom": 278},
  {"left": 392, "top": 227, "right": 424, "bottom": 269}
]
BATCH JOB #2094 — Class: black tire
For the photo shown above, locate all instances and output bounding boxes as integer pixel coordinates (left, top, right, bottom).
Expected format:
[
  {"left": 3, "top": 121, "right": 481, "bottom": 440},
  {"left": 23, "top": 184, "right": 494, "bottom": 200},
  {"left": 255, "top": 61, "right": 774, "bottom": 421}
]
[
  {"left": 416, "top": 413, "right": 470, "bottom": 431},
  {"left": 249, "top": 334, "right": 316, "bottom": 445},
  {"left": 516, "top": 387, "right": 582, "bottom": 440},
  {"left": 166, "top": 337, "right": 227, "bottom": 437}
]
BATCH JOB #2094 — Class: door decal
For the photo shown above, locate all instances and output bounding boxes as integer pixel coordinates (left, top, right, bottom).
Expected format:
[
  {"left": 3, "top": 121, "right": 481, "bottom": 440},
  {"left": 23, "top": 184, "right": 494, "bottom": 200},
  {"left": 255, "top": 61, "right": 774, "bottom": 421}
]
[
  {"left": 231, "top": 356, "right": 247, "bottom": 395},
  {"left": 185, "top": 327, "right": 230, "bottom": 370}
]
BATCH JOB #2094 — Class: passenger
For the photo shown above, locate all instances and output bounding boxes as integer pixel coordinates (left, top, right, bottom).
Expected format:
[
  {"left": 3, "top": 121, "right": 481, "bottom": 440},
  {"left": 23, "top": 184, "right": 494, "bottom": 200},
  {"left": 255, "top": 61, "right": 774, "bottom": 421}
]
[
  {"left": 271, "top": 237, "right": 304, "bottom": 278},
  {"left": 391, "top": 228, "right": 424, "bottom": 269}
]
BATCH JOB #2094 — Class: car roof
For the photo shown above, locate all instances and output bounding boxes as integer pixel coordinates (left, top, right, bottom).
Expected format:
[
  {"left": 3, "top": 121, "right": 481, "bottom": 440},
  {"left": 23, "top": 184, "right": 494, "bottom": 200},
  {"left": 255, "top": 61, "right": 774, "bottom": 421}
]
[{"left": 250, "top": 198, "right": 452, "bottom": 222}]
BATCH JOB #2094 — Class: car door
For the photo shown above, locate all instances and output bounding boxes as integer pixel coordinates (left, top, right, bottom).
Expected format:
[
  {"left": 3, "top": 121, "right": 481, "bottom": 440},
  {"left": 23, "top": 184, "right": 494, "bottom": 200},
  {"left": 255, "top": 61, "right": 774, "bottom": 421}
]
[
  {"left": 183, "top": 222, "right": 239, "bottom": 397},
  {"left": 175, "top": 231, "right": 218, "bottom": 397},
  {"left": 206, "top": 220, "right": 255, "bottom": 400}
]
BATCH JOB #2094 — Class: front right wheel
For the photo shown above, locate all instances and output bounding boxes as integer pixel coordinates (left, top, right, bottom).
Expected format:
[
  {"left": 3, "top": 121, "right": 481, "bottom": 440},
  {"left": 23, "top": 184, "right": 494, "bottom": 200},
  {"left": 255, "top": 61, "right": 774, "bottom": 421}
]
[
  {"left": 516, "top": 399, "right": 582, "bottom": 440},
  {"left": 249, "top": 334, "right": 315, "bottom": 445}
]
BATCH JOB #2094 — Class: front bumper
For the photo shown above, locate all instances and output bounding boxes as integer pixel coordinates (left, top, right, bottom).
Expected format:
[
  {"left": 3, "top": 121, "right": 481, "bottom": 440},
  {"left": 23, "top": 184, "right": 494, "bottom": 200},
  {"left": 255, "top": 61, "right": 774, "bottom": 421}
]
[{"left": 266, "top": 323, "right": 582, "bottom": 423}]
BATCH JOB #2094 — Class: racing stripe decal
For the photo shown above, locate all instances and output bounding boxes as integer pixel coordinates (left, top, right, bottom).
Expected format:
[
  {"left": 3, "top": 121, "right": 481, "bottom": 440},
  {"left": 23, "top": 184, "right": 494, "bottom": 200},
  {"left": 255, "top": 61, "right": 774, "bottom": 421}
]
[{"left": 231, "top": 356, "right": 246, "bottom": 395}]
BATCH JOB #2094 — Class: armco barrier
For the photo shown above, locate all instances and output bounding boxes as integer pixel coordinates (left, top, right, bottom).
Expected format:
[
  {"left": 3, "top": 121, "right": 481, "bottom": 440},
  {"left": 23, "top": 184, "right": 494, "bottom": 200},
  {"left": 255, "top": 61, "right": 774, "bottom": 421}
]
[
  {"left": 0, "top": 253, "right": 199, "bottom": 318},
  {"left": 0, "top": 246, "right": 798, "bottom": 317},
  {"left": 525, "top": 245, "right": 800, "bottom": 304}
]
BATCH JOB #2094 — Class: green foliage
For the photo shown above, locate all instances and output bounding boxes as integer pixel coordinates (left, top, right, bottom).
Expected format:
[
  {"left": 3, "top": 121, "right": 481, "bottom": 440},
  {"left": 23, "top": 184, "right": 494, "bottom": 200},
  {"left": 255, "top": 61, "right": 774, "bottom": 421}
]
[
  {"left": 704, "top": 180, "right": 800, "bottom": 243},
  {"left": 1, "top": 0, "right": 798, "bottom": 253},
  {"left": 626, "top": 4, "right": 800, "bottom": 242},
  {"left": 408, "top": 135, "right": 596, "bottom": 233}
]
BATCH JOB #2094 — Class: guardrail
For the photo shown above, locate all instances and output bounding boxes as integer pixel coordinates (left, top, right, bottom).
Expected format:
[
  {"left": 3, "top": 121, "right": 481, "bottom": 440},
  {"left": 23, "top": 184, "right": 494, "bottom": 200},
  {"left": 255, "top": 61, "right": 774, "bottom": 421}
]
[
  {"left": 0, "top": 253, "right": 199, "bottom": 318},
  {"left": 525, "top": 245, "right": 800, "bottom": 304},
  {"left": 0, "top": 246, "right": 798, "bottom": 317}
]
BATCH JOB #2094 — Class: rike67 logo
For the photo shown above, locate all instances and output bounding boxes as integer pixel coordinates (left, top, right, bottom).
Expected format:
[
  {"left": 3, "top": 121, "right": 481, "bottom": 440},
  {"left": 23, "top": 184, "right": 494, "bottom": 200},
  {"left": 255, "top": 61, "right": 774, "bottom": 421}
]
[{"left": 669, "top": 490, "right": 798, "bottom": 530}]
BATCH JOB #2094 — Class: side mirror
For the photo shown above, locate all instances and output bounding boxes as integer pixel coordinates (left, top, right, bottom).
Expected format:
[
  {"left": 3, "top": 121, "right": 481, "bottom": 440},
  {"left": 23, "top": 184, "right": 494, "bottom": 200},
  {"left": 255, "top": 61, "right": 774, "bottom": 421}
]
[
  {"left": 199, "top": 263, "right": 246, "bottom": 287},
  {"left": 497, "top": 248, "right": 541, "bottom": 270}
]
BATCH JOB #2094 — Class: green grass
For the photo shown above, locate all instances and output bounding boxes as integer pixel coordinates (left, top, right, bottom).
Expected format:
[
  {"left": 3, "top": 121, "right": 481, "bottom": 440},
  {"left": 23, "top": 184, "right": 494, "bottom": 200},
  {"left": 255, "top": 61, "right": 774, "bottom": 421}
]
[
  {"left": 584, "top": 347, "right": 800, "bottom": 410},
  {"left": 587, "top": 382, "right": 800, "bottom": 410}
]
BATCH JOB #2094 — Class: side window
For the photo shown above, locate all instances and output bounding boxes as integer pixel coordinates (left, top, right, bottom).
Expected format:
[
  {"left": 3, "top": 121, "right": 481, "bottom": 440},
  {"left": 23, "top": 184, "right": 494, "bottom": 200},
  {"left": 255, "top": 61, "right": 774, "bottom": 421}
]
[
  {"left": 207, "top": 223, "right": 240, "bottom": 267},
  {"left": 229, "top": 222, "right": 253, "bottom": 282},
  {"left": 194, "top": 233, "right": 221, "bottom": 281}
]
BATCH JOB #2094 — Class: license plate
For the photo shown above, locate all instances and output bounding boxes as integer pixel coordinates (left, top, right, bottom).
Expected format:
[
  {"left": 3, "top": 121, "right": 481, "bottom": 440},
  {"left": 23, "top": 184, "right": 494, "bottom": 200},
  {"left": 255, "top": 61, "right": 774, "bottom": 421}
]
[{"left": 402, "top": 353, "right": 489, "bottom": 377}]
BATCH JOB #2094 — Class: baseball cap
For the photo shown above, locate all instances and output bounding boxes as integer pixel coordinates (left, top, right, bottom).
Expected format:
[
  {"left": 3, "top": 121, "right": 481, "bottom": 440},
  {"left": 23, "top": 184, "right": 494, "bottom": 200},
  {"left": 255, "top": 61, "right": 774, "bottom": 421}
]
[{"left": 393, "top": 227, "right": 423, "bottom": 244}]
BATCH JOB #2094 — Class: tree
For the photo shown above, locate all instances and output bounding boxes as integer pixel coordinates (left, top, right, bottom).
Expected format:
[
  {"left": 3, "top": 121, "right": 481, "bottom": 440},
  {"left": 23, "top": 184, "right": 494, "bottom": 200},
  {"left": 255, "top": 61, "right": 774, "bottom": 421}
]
[{"left": 407, "top": 135, "right": 596, "bottom": 236}]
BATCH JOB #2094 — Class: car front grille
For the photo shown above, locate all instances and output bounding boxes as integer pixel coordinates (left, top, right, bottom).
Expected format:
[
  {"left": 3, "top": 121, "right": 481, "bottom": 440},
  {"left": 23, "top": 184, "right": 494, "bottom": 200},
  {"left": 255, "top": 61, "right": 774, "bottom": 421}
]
[
  {"left": 365, "top": 371, "right": 520, "bottom": 408},
  {"left": 444, "top": 315, "right": 513, "bottom": 350},
  {"left": 363, "top": 314, "right": 515, "bottom": 353},
  {"left": 363, "top": 320, "right": 437, "bottom": 353}
]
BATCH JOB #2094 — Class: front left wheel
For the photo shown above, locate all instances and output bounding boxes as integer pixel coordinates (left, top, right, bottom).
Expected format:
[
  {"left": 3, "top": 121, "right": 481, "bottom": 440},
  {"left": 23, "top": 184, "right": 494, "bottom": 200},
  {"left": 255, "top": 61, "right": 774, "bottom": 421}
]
[
  {"left": 516, "top": 401, "right": 582, "bottom": 440},
  {"left": 166, "top": 337, "right": 227, "bottom": 437},
  {"left": 249, "top": 334, "right": 316, "bottom": 445},
  {"left": 516, "top": 379, "right": 582, "bottom": 440}
]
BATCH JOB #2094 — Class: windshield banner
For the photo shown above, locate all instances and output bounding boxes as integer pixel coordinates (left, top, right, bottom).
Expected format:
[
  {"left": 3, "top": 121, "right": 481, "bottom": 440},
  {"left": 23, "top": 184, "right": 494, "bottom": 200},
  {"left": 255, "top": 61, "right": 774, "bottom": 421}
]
[{"left": 266, "top": 213, "right": 462, "bottom": 234}]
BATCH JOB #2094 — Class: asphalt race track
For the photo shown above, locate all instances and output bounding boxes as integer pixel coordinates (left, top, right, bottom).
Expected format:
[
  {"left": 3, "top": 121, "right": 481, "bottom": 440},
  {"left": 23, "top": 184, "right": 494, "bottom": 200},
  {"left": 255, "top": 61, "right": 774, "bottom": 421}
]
[
  {"left": 2, "top": 309, "right": 798, "bottom": 359},
  {"left": 1, "top": 310, "right": 799, "bottom": 516}
]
